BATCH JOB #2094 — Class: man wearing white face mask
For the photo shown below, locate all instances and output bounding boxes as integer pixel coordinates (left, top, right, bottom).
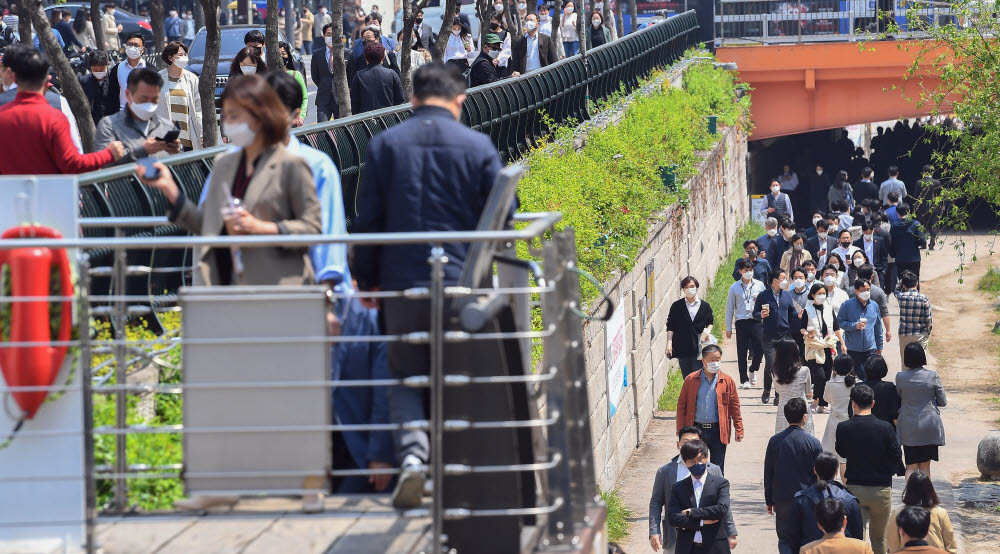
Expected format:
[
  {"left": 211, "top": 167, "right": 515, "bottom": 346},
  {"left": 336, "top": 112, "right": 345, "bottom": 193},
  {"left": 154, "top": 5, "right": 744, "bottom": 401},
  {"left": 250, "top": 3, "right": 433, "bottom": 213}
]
[
  {"left": 80, "top": 50, "right": 120, "bottom": 125},
  {"left": 109, "top": 32, "right": 147, "bottom": 110},
  {"left": 725, "top": 259, "right": 766, "bottom": 389},
  {"left": 837, "top": 279, "right": 883, "bottom": 382},
  {"left": 510, "top": 13, "right": 557, "bottom": 75},
  {"left": 675, "top": 344, "right": 744, "bottom": 474},
  {"left": 96, "top": 68, "right": 180, "bottom": 165}
]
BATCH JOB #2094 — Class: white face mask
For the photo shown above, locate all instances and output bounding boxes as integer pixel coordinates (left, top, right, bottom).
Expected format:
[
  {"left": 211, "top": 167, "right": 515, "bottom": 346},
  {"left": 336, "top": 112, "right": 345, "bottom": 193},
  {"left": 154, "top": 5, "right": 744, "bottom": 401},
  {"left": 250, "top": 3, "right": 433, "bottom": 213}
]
[
  {"left": 812, "top": 217, "right": 822, "bottom": 225},
  {"left": 222, "top": 121, "right": 257, "bottom": 147},
  {"left": 325, "top": 36, "right": 334, "bottom": 46},
  {"left": 684, "top": 287, "right": 698, "bottom": 298},
  {"left": 818, "top": 232, "right": 828, "bottom": 241},
  {"left": 771, "top": 186, "right": 780, "bottom": 194},
  {"left": 853, "top": 257, "right": 865, "bottom": 266},
  {"left": 452, "top": 29, "right": 461, "bottom": 35},
  {"left": 595, "top": 2, "right": 604, "bottom": 8},
  {"left": 240, "top": 65, "right": 257, "bottom": 75},
  {"left": 109, "top": 8, "right": 115, "bottom": 15},
  {"left": 92, "top": 70, "right": 107, "bottom": 79},
  {"left": 320, "top": 8, "right": 327, "bottom": 14},
  {"left": 783, "top": 230, "right": 795, "bottom": 239},
  {"left": 807, "top": 271, "right": 816, "bottom": 281},
  {"left": 125, "top": 45, "right": 142, "bottom": 60},
  {"left": 858, "top": 291, "right": 871, "bottom": 301},
  {"left": 487, "top": 48, "right": 499, "bottom": 59},
  {"left": 823, "top": 275, "right": 837, "bottom": 286},
  {"left": 816, "top": 169, "right": 823, "bottom": 175},
  {"left": 495, "top": 3, "right": 503, "bottom": 10},
  {"left": 794, "top": 278, "right": 805, "bottom": 289},
  {"left": 592, "top": 18, "right": 601, "bottom": 27},
  {"left": 540, "top": 13, "right": 549, "bottom": 21},
  {"left": 779, "top": 279, "right": 789, "bottom": 289},
  {"left": 741, "top": 271, "right": 754, "bottom": 281},
  {"left": 565, "top": 6, "right": 574, "bottom": 13},
  {"left": 129, "top": 102, "right": 157, "bottom": 121},
  {"left": 864, "top": 233, "right": 874, "bottom": 242},
  {"left": 767, "top": 228, "right": 777, "bottom": 237},
  {"left": 525, "top": 20, "right": 537, "bottom": 31},
  {"left": 814, "top": 294, "right": 827, "bottom": 304},
  {"left": 517, "top": 2, "right": 527, "bottom": 10},
  {"left": 173, "top": 56, "right": 189, "bottom": 69},
  {"left": 705, "top": 361, "right": 721, "bottom": 373}
]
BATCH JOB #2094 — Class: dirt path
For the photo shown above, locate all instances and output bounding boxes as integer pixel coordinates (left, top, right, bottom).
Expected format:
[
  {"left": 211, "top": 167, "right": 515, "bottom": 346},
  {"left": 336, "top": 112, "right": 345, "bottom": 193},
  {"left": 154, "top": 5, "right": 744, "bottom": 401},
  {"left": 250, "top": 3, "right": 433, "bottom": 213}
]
[{"left": 614, "top": 233, "right": 1000, "bottom": 554}]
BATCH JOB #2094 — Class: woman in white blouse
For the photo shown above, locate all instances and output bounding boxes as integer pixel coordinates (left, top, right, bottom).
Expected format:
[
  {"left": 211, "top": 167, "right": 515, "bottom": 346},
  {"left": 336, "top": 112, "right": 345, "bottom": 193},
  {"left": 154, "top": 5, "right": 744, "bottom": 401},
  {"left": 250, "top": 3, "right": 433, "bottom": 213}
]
[
  {"left": 443, "top": 18, "right": 476, "bottom": 72},
  {"left": 561, "top": 1, "right": 580, "bottom": 56}
]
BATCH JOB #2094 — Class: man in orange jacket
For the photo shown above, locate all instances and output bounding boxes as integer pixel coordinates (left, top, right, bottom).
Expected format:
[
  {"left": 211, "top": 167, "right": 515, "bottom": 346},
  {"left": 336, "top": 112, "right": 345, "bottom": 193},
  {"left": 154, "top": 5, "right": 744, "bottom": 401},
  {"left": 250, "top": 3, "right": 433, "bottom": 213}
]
[{"left": 675, "top": 344, "right": 744, "bottom": 473}]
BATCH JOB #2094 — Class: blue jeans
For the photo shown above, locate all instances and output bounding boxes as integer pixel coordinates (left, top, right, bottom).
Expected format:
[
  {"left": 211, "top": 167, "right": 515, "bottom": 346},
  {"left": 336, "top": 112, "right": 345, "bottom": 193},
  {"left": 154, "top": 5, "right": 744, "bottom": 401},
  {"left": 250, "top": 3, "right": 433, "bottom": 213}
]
[{"left": 563, "top": 40, "right": 580, "bottom": 56}]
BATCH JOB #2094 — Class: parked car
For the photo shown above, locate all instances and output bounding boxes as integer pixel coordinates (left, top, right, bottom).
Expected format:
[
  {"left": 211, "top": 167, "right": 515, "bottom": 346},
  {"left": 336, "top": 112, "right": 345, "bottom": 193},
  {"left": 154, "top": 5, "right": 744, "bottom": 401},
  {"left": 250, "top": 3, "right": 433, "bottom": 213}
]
[
  {"left": 186, "top": 25, "right": 288, "bottom": 108},
  {"left": 43, "top": 3, "right": 153, "bottom": 48}
]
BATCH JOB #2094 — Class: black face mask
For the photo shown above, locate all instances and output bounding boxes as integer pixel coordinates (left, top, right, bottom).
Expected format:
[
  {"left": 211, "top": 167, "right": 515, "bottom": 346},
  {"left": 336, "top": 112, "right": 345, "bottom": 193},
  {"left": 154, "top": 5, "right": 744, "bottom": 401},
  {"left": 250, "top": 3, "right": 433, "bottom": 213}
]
[
  {"left": 415, "top": 18, "right": 423, "bottom": 25},
  {"left": 840, "top": 241, "right": 851, "bottom": 248},
  {"left": 490, "top": 23, "right": 501, "bottom": 31}
]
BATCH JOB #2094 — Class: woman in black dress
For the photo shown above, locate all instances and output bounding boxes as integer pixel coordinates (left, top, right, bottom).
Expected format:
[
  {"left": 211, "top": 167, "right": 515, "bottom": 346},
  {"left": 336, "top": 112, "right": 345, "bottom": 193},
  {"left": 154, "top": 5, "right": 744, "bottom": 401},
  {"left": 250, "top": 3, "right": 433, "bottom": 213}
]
[{"left": 665, "top": 276, "right": 714, "bottom": 377}]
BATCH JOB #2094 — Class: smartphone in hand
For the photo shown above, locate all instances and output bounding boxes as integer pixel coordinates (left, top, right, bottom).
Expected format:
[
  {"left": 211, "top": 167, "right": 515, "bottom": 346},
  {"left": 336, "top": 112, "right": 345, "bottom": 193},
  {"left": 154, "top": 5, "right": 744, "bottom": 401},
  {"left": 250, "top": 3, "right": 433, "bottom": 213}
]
[
  {"left": 138, "top": 157, "right": 161, "bottom": 180},
  {"left": 157, "top": 128, "right": 181, "bottom": 142}
]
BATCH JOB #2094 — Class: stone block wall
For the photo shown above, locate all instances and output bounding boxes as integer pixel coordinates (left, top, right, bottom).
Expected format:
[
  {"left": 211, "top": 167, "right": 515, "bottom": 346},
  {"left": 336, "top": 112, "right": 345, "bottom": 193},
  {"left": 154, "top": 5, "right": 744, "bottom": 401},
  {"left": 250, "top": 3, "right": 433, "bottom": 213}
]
[{"left": 582, "top": 123, "right": 750, "bottom": 491}]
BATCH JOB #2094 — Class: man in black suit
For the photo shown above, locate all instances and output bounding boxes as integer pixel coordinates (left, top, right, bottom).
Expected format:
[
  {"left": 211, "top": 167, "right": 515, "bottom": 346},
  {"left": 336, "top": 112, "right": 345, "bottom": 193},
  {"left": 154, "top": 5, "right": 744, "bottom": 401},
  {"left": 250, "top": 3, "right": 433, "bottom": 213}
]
[
  {"left": 667, "top": 440, "right": 733, "bottom": 554},
  {"left": 310, "top": 23, "right": 341, "bottom": 122},
  {"left": 764, "top": 398, "right": 823, "bottom": 553},
  {"left": 649, "top": 426, "right": 738, "bottom": 553},
  {"left": 805, "top": 219, "right": 837, "bottom": 270},
  {"left": 853, "top": 220, "right": 889, "bottom": 287},
  {"left": 853, "top": 167, "right": 880, "bottom": 206},
  {"left": 509, "top": 13, "right": 558, "bottom": 76}
]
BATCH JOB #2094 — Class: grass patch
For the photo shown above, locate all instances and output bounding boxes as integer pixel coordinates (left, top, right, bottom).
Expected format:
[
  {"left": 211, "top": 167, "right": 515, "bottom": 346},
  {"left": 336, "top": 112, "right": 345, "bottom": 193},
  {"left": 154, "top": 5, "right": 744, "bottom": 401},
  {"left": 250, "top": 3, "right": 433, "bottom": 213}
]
[
  {"left": 977, "top": 266, "right": 1000, "bottom": 295},
  {"left": 600, "top": 486, "right": 635, "bottom": 543},
  {"left": 705, "top": 222, "right": 767, "bottom": 341},
  {"left": 657, "top": 368, "right": 685, "bottom": 411}
]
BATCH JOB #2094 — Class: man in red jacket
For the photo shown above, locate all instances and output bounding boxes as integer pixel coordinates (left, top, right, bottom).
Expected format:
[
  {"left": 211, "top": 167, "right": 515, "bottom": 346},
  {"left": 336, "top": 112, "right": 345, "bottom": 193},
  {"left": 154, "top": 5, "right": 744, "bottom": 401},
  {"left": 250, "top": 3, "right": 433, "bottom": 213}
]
[
  {"left": 0, "top": 45, "right": 124, "bottom": 175},
  {"left": 675, "top": 344, "right": 744, "bottom": 474}
]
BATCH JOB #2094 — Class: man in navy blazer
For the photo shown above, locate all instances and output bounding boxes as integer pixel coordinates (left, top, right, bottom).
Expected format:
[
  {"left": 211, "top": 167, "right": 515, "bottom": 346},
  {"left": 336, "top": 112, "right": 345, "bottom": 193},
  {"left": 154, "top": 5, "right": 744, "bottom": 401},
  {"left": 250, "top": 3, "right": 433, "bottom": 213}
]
[
  {"left": 667, "top": 440, "right": 734, "bottom": 554},
  {"left": 754, "top": 268, "right": 798, "bottom": 405},
  {"left": 764, "top": 398, "right": 823, "bottom": 554},
  {"left": 649, "top": 426, "right": 738, "bottom": 553},
  {"left": 853, "top": 220, "right": 889, "bottom": 287}
]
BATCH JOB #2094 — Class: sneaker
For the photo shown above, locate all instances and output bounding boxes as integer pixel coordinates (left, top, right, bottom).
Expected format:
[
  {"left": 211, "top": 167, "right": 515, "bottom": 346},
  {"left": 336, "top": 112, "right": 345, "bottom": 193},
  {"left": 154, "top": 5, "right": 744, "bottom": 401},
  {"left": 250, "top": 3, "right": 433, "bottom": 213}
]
[
  {"left": 740, "top": 382, "right": 751, "bottom": 390},
  {"left": 809, "top": 404, "right": 817, "bottom": 414},
  {"left": 817, "top": 406, "right": 828, "bottom": 414},
  {"left": 750, "top": 373, "right": 757, "bottom": 386},
  {"left": 301, "top": 492, "right": 325, "bottom": 514},
  {"left": 392, "top": 455, "right": 426, "bottom": 509}
]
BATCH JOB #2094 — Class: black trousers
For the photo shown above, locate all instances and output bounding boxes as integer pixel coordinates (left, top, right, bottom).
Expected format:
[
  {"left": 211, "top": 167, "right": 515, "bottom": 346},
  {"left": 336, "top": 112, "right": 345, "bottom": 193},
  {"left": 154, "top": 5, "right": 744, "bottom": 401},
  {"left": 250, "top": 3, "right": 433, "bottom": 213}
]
[
  {"left": 762, "top": 335, "right": 786, "bottom": 395},
  {"left": 807, "top": 356, "right": 832, "bottom": 407},
  {"left": 897, "top": 261, "right": 921, "bottom": 289},
  {"left": 848, "top": 349, "right": 876, "bottom": 382},
  {"left": 697, "top": 422, "right": 727, "bottom": 474},
  {"left": 735, "top": 319, "right": 763, "bottom": 383}
]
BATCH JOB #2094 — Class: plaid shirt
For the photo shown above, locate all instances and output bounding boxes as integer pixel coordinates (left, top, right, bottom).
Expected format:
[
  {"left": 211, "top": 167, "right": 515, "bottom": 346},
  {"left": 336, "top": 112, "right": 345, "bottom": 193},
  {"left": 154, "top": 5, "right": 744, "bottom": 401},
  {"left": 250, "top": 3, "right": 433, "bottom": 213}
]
[{"left": 895, "top": 288, "right": 932, "bottom": 336}]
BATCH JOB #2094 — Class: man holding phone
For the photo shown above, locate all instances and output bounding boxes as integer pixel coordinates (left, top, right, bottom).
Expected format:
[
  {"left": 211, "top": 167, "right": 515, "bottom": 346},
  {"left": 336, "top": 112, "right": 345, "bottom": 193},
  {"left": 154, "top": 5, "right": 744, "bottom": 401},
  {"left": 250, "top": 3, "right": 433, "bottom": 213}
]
[{"left": 96, "top": 68, "right": 181, "bottom": 166}]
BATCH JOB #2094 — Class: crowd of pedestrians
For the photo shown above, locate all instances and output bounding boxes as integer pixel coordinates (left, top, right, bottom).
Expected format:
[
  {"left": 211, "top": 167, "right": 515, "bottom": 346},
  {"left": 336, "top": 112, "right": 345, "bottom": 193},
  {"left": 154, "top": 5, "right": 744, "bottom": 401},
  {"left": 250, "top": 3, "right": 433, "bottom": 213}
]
[{"left": 652, "top": 160, "right": 952, "bottom": 554}]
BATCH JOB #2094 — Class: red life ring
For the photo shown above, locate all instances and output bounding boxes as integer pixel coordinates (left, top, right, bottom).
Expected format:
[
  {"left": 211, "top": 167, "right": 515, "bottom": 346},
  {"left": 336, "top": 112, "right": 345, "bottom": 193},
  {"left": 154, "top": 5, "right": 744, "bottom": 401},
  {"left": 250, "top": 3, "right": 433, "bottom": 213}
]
[{"left": 0, "top": 225, "right": 73, "bottom": 419}]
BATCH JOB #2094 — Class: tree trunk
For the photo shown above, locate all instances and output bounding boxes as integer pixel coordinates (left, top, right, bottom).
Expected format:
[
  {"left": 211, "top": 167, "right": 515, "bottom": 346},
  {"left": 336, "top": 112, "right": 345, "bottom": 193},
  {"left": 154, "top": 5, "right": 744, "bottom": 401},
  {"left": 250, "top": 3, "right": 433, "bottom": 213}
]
[
  {"left": 198, "top": 0, "right": 220, "bottom": 146},
  {"left": 550, "top": 0, "right": 563, "bottom": 58},
  {"left": 577, "top": 0, "right": 587, "bottom": 55},
  {"left": 432, "top": 0, "right": 458, "bottom": 62},
  {"left": 627, "top": 0, "right": 637, "bottom": 34},
  {"left": 91, "top": 0, "right": 105, "bottom": 49},
  {"left": 399, "top": 0, "right": 419, "bottom": 100},
  {"left": 16, "top": 0, "right": 31, "bottom": 44},
  {"left": 604, "top": 1, "right": 617, "bottom": 40},
  {"left": 501, "top": 0, "right": 522, "bottom": 41},
  {"left": 330, "top": 0, "right": 351, "bottom": 117},
  {"left": 612, "top": 0, "right": 623, "bottom": 38},
  {"left": 150, "top": 0, "right": 165, "bottom": 67},
  {"left": 284, "top": 0, "right": 296, "bottom": 57},
  {"left": 24, "top": 0, "right": 96, "bottom": 153},
  {"left": 476, "top": 0, "right": 489, "bottom": 48},
  {"left": 265, "top": 0, "right": 282, "bottom": 69},
  {"left": 194, "top": 1, "right": 205, "bottom": 33}
]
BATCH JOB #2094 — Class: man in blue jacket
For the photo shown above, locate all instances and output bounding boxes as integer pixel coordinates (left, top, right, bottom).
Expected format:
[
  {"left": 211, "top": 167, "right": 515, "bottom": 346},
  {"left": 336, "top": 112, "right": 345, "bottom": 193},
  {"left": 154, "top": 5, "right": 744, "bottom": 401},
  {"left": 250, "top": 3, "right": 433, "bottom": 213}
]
[
  {"left": 754, "top": 268, "right": 797, "bottom": 405},
  {"left": 788, "top": 451, "right": 864, "bottom": 549},
  {"left": 352, "top": 62, "right": 512, "bottom": 509},
  {"left": 764, "top": 398, "right": 823, "bottom": 554},
  {"left": 837, "top": 279, "right": 884, "bottom": 381},
  {"left": 890, "top": 202, "right": 925, "bottom": 285}
]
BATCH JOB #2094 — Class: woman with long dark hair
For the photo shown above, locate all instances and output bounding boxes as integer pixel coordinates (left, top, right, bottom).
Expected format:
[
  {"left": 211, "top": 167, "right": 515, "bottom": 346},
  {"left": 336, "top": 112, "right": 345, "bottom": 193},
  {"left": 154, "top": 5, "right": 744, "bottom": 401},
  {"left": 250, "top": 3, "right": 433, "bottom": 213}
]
[
  {"left": 229, "top": 47, "right": 267, "bottom": 79},
  {"left": 278, "top": 41, "right": 308, "bottom": 126},
  {"left": 886, "top": 471, "right": 957, "bottom": 553},
  {"left": 72, "top": 7, "right": 98, "bottom": 50},
  {"left": 772, "top": 336, "right": 813, "bottom": 434}
]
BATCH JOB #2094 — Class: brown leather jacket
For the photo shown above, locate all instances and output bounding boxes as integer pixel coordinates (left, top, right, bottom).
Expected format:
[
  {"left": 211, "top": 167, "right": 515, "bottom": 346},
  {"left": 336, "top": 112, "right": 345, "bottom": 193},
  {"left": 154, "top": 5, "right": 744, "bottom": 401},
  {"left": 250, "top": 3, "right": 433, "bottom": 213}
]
[{"left": 675, "top": 369, "right": 745, "bottom": 444}]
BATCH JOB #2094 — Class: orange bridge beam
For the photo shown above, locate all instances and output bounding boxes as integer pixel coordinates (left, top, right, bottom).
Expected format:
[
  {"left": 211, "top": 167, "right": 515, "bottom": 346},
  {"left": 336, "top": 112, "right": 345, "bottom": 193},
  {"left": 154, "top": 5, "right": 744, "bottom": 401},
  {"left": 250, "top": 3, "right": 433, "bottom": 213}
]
[{"left": 716, "top": 41, "right": 951, "bottom": 140}]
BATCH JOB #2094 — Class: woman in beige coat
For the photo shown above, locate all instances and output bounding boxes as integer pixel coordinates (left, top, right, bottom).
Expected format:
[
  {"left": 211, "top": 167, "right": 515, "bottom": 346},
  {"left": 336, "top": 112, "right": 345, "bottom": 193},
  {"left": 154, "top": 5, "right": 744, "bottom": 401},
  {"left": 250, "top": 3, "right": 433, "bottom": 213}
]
[
  {"left": 156, "top": 41, "right": 203, "bottom": 150},
  {"left": 138, "top": 74, "right": 321, "bottom": 287},
  {"left": 886, "top": 471, "right": 957, "bottom": 553},
  {"left": 779, "top": 233, "right": 813, "bottom": 273}
]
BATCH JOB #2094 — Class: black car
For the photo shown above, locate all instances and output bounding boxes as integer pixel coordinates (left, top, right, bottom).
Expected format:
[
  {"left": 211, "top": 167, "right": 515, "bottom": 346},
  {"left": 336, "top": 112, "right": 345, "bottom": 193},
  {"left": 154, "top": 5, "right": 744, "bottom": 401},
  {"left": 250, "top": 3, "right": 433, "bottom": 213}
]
[
  {"left": 43, "top": 3, "right": 154, "bottom": 48},
  {"left": 187, "top": 25, "right": 289, "bottom": 105}
]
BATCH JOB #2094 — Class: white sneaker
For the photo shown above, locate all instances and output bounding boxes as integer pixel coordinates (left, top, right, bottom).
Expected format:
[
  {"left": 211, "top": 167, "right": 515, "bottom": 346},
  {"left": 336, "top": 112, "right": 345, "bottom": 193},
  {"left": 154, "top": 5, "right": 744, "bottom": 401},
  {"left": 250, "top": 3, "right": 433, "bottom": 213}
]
[
  {"left": 809, "top": 404, "right": 817, "bottom": 414},
  {"left": 750, "top": 373, "right": 757, "bottom": 386},
  {"left": 740, "top": 382, "right": 751, "bottom": 389},
  {"left": 301, "top": 492, "right": 325, "bottom": 513},
  {"left": 392, "top": 454, "right": 426, "bottom": 509}
]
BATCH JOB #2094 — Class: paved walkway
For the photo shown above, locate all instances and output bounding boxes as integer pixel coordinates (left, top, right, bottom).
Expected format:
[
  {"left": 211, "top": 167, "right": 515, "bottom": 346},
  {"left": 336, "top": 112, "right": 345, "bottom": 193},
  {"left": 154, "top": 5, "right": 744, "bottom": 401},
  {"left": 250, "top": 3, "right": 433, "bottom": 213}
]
[{"left": 616, "top": 239, "right": 989, "bottom": 553}]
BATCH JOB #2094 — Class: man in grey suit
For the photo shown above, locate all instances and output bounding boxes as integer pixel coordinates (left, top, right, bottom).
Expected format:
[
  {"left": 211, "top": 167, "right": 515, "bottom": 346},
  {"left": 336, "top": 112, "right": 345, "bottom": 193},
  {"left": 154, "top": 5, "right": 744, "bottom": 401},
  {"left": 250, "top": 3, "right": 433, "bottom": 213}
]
[{"left": 649, "top": 426, "right": 738, "bottom": 552}]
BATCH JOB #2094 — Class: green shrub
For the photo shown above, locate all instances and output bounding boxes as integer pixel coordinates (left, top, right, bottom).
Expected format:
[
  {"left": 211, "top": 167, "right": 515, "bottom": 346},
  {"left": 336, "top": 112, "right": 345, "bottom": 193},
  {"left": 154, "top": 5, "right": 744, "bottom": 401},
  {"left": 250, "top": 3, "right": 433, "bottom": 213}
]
[
  {"left": 517, "top": 54, "right": 750, "bottom": 304},
  {"left": 978, "top": 266, "right": 1000, "bottom": 295},
  {"left": 657, "top": 368, "right": 685, "bottom": 411},
  {"left": 705, "top": 222, "right": 766, "bottom": 341},
  {"left": 600, "top": 486, "right": 635, "bottom": 543}
]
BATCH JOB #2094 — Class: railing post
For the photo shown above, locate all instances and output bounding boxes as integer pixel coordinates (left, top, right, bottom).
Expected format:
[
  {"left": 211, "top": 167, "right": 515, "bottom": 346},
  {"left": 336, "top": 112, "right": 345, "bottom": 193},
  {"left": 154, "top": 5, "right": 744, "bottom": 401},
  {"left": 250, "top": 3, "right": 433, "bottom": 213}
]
[
  {"left": 112, "top": 230, "right": 128, "bottom": 512},
  {"left": 798, "top": 0, "right": 803, "bottom": 41},
  {"left": 79, "top": 253, "right": 97, "bottom": 554},
  {"left": 428, "top": 244, "right": 447, "bottom": 553}
]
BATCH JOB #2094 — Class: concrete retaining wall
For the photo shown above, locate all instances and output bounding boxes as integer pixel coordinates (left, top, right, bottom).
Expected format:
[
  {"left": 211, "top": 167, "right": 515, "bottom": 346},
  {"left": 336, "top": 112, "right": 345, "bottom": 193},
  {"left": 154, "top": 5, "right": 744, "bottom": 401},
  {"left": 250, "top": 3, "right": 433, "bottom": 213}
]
[{"left": 582, "top": 123, "right": 750, "bottom": 491}]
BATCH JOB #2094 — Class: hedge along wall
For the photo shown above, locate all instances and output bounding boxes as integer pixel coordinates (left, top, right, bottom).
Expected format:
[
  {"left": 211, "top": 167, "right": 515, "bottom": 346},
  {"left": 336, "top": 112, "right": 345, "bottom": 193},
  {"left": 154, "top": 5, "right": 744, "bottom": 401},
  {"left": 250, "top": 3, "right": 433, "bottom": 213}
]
[{"left": 518, "top": 58, "right": 751, "bottom": 490}]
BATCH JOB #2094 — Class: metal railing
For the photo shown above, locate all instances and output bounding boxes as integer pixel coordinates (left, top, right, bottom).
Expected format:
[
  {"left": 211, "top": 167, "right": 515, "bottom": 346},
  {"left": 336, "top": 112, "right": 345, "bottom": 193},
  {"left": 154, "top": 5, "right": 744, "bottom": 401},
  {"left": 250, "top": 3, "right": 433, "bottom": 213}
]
[
  {"left": 714, "top": 0, "right": 962, "bottom": 45},
  {"left": 0, "top": 192, "right": 606, "bottom": 553}
]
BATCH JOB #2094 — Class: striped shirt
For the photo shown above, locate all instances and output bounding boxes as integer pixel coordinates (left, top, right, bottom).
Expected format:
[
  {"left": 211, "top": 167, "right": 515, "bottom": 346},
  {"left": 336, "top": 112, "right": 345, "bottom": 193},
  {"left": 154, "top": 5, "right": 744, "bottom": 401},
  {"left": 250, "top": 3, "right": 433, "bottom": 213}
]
[
  {"left": 894, "top": 288, "right": 932, "bottom": 336},
  {"left": 167, "top": 75, "right": 191, "bottom": 148}
]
